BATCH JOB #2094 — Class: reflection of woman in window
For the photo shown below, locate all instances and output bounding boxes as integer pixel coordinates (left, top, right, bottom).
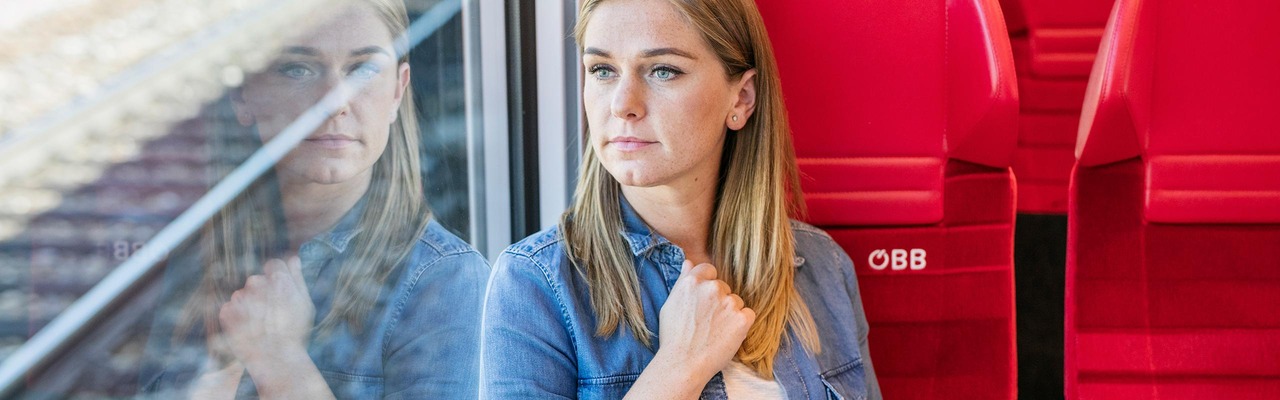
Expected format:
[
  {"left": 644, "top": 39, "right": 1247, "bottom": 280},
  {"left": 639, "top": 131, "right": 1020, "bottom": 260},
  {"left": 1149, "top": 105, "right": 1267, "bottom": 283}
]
[
  {"left": 481, "top": 0, "right": 880, "bottom": 398},
  {"left": 139, "top": 0, "right": 487, "bottom": 398}
]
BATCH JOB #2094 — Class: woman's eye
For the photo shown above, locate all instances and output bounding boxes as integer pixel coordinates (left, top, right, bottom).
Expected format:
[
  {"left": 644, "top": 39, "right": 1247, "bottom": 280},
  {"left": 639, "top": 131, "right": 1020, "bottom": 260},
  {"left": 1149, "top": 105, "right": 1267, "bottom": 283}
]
[
  {"left": 651, "top": 66, "right": 682, "bottom": 80},
  {"left": 279, "top": 63, "right": 316, "bottom": 79},
  {"left": 589, "top": 65, "right": 616, "bottom": 80},
  {"left": 350, "top": 62, "right": 382, "bottom": 79}
]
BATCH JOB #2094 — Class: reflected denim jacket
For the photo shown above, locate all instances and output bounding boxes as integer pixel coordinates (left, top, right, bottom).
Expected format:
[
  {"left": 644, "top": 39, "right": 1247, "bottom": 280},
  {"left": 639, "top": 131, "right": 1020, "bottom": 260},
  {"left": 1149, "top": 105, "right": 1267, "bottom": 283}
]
[
  {"left": 139, "top": 203, "right": 490, "bottom": 399},
  {"left": 481, "top": 197, "right": 881, "bottom": 399}
]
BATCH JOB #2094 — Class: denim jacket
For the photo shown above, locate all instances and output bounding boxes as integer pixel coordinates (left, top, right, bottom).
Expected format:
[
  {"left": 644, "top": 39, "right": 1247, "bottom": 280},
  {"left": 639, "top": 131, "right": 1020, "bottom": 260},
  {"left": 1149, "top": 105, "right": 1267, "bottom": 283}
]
[
  {"left": 481, "top": 197, "right": 881, "bottom": 399},
  {"left": 139, "top": 202, "right": 489, "bottom": 399}
]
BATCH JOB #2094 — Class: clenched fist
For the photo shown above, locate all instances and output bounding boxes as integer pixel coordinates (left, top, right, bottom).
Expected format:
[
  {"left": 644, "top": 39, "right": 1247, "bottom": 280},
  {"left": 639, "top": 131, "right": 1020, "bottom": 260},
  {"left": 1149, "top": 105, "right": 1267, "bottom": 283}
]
[
  {"left": 218, "top": 256, "right": 315, "bottom": 368},
  {"left": 656, "top": 260, "right": 756, "bottom": 378}
]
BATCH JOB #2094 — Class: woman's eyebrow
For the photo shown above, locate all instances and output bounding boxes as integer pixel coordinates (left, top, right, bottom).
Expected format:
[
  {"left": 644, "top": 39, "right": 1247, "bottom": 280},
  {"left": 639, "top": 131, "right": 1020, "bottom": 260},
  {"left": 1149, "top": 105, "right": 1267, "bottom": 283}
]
[
  {"left": 583, "top": 47, "right": 696, "bottom": 60},
  {"left": 282, "top": 46, "right": 320, "bottom": 56},
  {"left": 278, "top": 46, "right": 391, "bottom": 58},
  {"left": 350, "top": 46, "right": 392, "bottom": 57},
  {"left": 584, "top": 47, "right": 611, "bottom": 58},
  {"left": 641, "top": 47, "right": 695, "bottom": 59}
]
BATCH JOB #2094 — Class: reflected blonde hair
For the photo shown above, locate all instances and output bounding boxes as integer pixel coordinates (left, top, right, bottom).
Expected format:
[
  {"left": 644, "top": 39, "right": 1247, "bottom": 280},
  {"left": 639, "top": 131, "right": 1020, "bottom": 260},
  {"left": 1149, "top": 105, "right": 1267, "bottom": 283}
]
[
  {"left": 564, "top": 0, "right": 819, "bottom": 378},
  {"left": 175, "top": 0, "right": 426, "bottom": 352}
]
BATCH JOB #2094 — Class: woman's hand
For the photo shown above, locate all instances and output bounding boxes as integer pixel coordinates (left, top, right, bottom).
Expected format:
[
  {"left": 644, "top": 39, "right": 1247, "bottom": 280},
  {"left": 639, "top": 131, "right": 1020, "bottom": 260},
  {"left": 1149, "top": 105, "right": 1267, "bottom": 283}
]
[
  {"left": 657, "top": 260, "right": 755, "bottom": 377},
  {"left": 215, "top": 256, "right": 334, "bottom": 399},
  {"left": 625, "top": 260, "right": 756, "bottom": 399},
  {"left": 217, "top": 257, "right": 315, "bottom": 374}
]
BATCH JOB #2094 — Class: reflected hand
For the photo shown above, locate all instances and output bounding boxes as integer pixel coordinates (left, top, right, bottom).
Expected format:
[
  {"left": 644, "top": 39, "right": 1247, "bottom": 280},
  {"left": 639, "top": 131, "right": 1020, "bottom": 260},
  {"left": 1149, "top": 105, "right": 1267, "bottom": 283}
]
[
  {"left": 218, "top": 256, "right": 315, "bottom": 368},
  {"left": 655, "top": 260, "right": 756, "bottom": 379}
]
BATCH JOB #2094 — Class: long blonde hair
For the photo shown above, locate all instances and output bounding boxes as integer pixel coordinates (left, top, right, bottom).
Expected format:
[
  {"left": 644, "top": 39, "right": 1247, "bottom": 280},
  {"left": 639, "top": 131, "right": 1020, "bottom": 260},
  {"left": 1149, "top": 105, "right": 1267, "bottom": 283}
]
[
  {"left": 175, "top": 0, "right": 427, "bottom": 350},
  {"left": 563, "top": 0, "right": 819, "bottom": 378}
]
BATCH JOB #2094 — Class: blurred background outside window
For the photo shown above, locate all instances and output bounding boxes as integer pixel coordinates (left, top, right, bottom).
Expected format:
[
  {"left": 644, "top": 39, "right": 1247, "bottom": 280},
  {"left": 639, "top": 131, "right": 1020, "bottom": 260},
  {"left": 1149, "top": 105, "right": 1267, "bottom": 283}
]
[{"left": 0, "top": 0, "right": 507, "bottom": 397}]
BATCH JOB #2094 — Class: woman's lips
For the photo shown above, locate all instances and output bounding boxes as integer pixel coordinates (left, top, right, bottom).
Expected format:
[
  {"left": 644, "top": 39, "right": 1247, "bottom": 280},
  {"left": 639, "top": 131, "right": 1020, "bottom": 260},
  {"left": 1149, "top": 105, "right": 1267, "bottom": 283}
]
[
  {"left": 609, "top": 137, "right": 656, "bottom": 151},
  {"left": 305, "top": 135, "right": 359, "bottom": 149}
]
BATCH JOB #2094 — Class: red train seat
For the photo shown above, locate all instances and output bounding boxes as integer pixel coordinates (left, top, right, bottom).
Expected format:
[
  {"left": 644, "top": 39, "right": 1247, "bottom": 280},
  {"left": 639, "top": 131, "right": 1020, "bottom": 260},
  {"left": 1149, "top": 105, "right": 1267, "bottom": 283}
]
[
  {"left": 1066, "top": 0, "right": 1280, "bottom": 398},
  {"left": 1003, "top": 0, "right": 1115, "bottom": 213},
  {"left": 757, "top": 1, "right": 1019, "bottom": 398}
]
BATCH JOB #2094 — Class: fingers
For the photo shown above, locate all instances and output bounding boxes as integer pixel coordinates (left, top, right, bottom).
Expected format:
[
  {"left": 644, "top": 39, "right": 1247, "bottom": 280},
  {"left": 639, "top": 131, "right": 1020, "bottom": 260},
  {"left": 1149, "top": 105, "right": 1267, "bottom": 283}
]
[
  {"left": 217, "top": 296, "right": 240, "bottom": 330},
  {"left": 690, "top": 262, "right": 718, "bottom": 281},
  {"left": 233, "top": 257, "right": 311, "bottom": 311},
  {"left": 713, "top": 279, "right": 731, "bottom": 295},
  {"left": 286, "top": 256, "right": 305, "bottom": 287},
  {"left": 259, "top": 257, "right": 308, "bottom": 294},
  {"left": 739, "top": 306, "right": 757, "bottom": 326},
  {"left": 282, "top": 256, "right": 309, "bottom": 296},
  {"left": 676, "top": 261, "right": 734, "bottom": 301},
  {"left": 262, "top": 258, "right": 288, "bottom": 281},
  {"left": 680, "top": 260, "right": 719, "bottom": 281},
  {"left": 720, "top": 293, "right": 754, "bottom": 333},
  {"left": 724, "top": 293, "right": 745, "bottom": 310},
  {"left": 243, "top": 273, "right": 266, "bottom": 288}
]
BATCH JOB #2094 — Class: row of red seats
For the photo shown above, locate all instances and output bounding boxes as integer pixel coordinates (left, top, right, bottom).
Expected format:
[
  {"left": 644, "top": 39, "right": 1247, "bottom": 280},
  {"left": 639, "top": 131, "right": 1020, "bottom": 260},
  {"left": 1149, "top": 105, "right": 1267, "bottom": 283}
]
[
  {"left": 1002, "top": 0, "right": 1114, "bottom": 214},
  {"left": 1067, "top": 0, "right": 1280, "bottom": 398},
  {"left": 757, "top": 0, "right": 1280, "bottom": 398}
]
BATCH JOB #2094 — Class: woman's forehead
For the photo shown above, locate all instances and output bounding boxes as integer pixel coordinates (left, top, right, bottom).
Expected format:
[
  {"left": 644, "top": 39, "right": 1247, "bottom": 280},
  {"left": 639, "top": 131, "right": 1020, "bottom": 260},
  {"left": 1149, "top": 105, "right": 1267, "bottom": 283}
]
[
  {"left": 285, "top": 3, "right": 396, "bottom": 57},
  {"left": 582, "top": 0, "right": 708, "bottom": 58}
]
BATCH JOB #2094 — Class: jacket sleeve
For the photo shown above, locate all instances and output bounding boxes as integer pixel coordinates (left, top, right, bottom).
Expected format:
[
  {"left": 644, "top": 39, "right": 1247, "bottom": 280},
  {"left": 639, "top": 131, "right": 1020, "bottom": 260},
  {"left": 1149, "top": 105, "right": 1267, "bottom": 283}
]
[
  {"left": 382, "top": 250, "right": 491, "bottom": 400},
  {"left": 842, "top": 250, "right": 882, "bottom": 400},
  {"left": 480, "top": 250, "right": 579, "bottom": 399},
  {"left": 136, "top": 246, "right": 207, "bottom": 398}
]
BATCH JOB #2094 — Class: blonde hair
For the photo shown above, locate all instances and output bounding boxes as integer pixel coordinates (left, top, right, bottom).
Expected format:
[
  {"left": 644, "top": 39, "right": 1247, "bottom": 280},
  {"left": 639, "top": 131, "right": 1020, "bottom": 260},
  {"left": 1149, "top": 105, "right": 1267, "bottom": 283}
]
[
  {"left": 176, "top": 0, "right": 426, "bottom": 352},
  {"left": 564, "top": 0, "right": 819, "bottom": 378}
]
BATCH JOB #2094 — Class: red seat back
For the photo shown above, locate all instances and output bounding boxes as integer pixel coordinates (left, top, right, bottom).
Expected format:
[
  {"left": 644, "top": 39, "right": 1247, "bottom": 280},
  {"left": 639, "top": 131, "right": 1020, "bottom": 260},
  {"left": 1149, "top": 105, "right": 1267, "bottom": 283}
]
[
  {"left": 1067, "top": 0, "right": 1280, "bottom": 397},
  {"left": 758, "top": 0, "right": 1020, "bottom": 398},
  {"left": 1004, "top": 0, "right": 1114, "bottom": 213}
]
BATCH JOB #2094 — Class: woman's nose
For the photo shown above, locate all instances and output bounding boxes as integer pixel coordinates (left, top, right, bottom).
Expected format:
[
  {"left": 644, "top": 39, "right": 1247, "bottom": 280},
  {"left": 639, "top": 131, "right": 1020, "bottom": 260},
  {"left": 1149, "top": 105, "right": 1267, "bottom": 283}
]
[
  {"left": 318, "top": 71, "right": 353, "bottom": 118},
  {"left": 610, "top": 75, "right": 645, "bottom": 121}
]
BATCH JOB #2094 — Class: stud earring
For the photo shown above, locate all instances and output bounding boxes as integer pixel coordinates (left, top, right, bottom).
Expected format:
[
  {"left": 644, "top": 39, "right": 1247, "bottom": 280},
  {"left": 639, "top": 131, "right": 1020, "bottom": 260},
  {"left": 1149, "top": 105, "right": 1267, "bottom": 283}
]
[{"left": 732, "top": 115, "right": 739, "bottom": 122}]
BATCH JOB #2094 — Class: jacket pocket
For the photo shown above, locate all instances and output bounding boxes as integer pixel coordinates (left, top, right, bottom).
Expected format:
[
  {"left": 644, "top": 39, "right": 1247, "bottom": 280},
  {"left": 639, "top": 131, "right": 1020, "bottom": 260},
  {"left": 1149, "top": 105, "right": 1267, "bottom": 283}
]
[
  {"left": 320, "top": 369, "right": 384, "bottom": 399},
  {"left": 578, "top": 373, "right": 640, "bottom": 399},
  {"left": 820, "top": 360, "right": 867, "bottom": 400}
]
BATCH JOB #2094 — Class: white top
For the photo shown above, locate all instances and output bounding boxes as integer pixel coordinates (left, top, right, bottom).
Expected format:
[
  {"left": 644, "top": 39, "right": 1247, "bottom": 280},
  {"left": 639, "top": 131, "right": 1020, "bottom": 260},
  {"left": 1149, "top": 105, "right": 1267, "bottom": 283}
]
[{"left": 722, "top": 361, "right": 787, "bottom": 400}]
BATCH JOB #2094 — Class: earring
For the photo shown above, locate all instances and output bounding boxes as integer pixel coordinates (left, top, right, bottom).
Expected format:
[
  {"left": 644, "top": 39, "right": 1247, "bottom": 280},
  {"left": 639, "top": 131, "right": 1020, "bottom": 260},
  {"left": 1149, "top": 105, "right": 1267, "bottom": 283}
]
[{"left": 732, "top": 115, "right": 739, "bottom": 122}]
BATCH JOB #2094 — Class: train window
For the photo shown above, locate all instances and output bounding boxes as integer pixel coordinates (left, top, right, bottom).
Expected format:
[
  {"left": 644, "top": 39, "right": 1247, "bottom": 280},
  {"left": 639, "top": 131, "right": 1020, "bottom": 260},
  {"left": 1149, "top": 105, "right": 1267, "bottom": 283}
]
[
  {"left": 528, "top": 0, "right": 583, "bottom": 233},
  {"left": 0, "top": 0, "right": 509, "bottom": 397}
]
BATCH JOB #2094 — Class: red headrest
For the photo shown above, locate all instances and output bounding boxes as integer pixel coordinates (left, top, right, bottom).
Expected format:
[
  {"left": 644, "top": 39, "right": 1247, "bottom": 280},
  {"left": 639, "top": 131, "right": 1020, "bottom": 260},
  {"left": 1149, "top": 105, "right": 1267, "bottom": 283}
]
[
  {"left": 1019, "top": 0, "right": 1114, "bottom": 29},
  {"left": 1077, "top": 0, "right": 1280, "bottom": 223},
  {"left": 1016, "top": 0, "right": 1114, "bottom": 78},
  {"left": 761, "top": 0, "right": 1018, "bottom": 226}
]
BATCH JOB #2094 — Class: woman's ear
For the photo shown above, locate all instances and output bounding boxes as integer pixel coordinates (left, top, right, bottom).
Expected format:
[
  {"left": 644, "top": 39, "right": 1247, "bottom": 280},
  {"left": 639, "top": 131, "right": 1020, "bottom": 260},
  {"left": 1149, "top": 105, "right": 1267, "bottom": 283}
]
[
  {"left": 229, "top": 88, "right": 255, "bottom": 127},
  {"left": 392, "top": 62, "right": 411, "bottom": 121},
  {"left": 726, "top": 69, "right": 758, "bottom": 131}
]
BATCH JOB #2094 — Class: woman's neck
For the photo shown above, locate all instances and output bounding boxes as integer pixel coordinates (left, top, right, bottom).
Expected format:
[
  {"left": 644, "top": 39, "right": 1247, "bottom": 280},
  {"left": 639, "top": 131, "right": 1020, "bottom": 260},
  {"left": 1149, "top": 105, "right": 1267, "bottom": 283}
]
[
  {"left": 278, "top": 170, "right": 372, "bottom": 252},
  {"left": 621, "top": 181, "right": 718, "bottom": 266}
]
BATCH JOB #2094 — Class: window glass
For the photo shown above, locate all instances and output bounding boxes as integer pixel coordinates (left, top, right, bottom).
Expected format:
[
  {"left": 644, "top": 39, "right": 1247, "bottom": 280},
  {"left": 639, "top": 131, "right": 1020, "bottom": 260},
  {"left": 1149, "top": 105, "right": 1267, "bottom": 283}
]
[{"left": 0, "top": 0, "right": 488, "bottom": 397}]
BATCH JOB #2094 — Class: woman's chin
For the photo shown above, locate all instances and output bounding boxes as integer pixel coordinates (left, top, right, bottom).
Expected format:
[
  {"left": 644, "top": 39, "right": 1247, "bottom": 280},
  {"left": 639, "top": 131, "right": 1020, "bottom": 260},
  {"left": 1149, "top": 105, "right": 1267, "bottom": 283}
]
[
  {"left": 278, "top": 163, "right": 365, "bottom": 186},
  {"left": 605, "top": 156, "right": 686, "bottom": 188},
  {"left": 608, "top": 168, "right": 665, "bottom": 188},
  {"left": 304, "top": 174, "right": 351, "bottom": 185}
]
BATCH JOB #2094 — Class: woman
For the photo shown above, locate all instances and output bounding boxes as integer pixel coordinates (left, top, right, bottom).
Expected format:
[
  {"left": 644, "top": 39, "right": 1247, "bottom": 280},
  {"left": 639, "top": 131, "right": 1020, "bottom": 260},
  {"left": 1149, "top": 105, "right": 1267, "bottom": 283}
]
[
  {"left": 139, "top": 1, "right": 488, "bottom": 398},
  {"left": 481, "top": 0, "right": 880, "bottom": 398}
]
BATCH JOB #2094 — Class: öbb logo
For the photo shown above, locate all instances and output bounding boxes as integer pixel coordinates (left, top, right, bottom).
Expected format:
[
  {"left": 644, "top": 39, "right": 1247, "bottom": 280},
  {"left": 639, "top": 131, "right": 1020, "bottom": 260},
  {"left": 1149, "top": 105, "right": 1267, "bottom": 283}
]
[{"left": 868, "top": 249, "right": 927, "bottom": 271}]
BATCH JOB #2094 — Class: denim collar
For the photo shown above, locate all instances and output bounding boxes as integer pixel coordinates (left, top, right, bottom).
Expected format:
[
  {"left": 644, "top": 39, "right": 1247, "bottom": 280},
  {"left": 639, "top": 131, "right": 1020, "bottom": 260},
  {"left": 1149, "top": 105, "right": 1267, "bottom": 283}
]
[
  {"left": 305, "top": 195, "right": 367, "bottom": 256},
  {"left": 615, "top": 194, "right": 806, "bottom": 269},
  {"left": 617, "top": 194, "right": 674, "bottom": 257}
]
